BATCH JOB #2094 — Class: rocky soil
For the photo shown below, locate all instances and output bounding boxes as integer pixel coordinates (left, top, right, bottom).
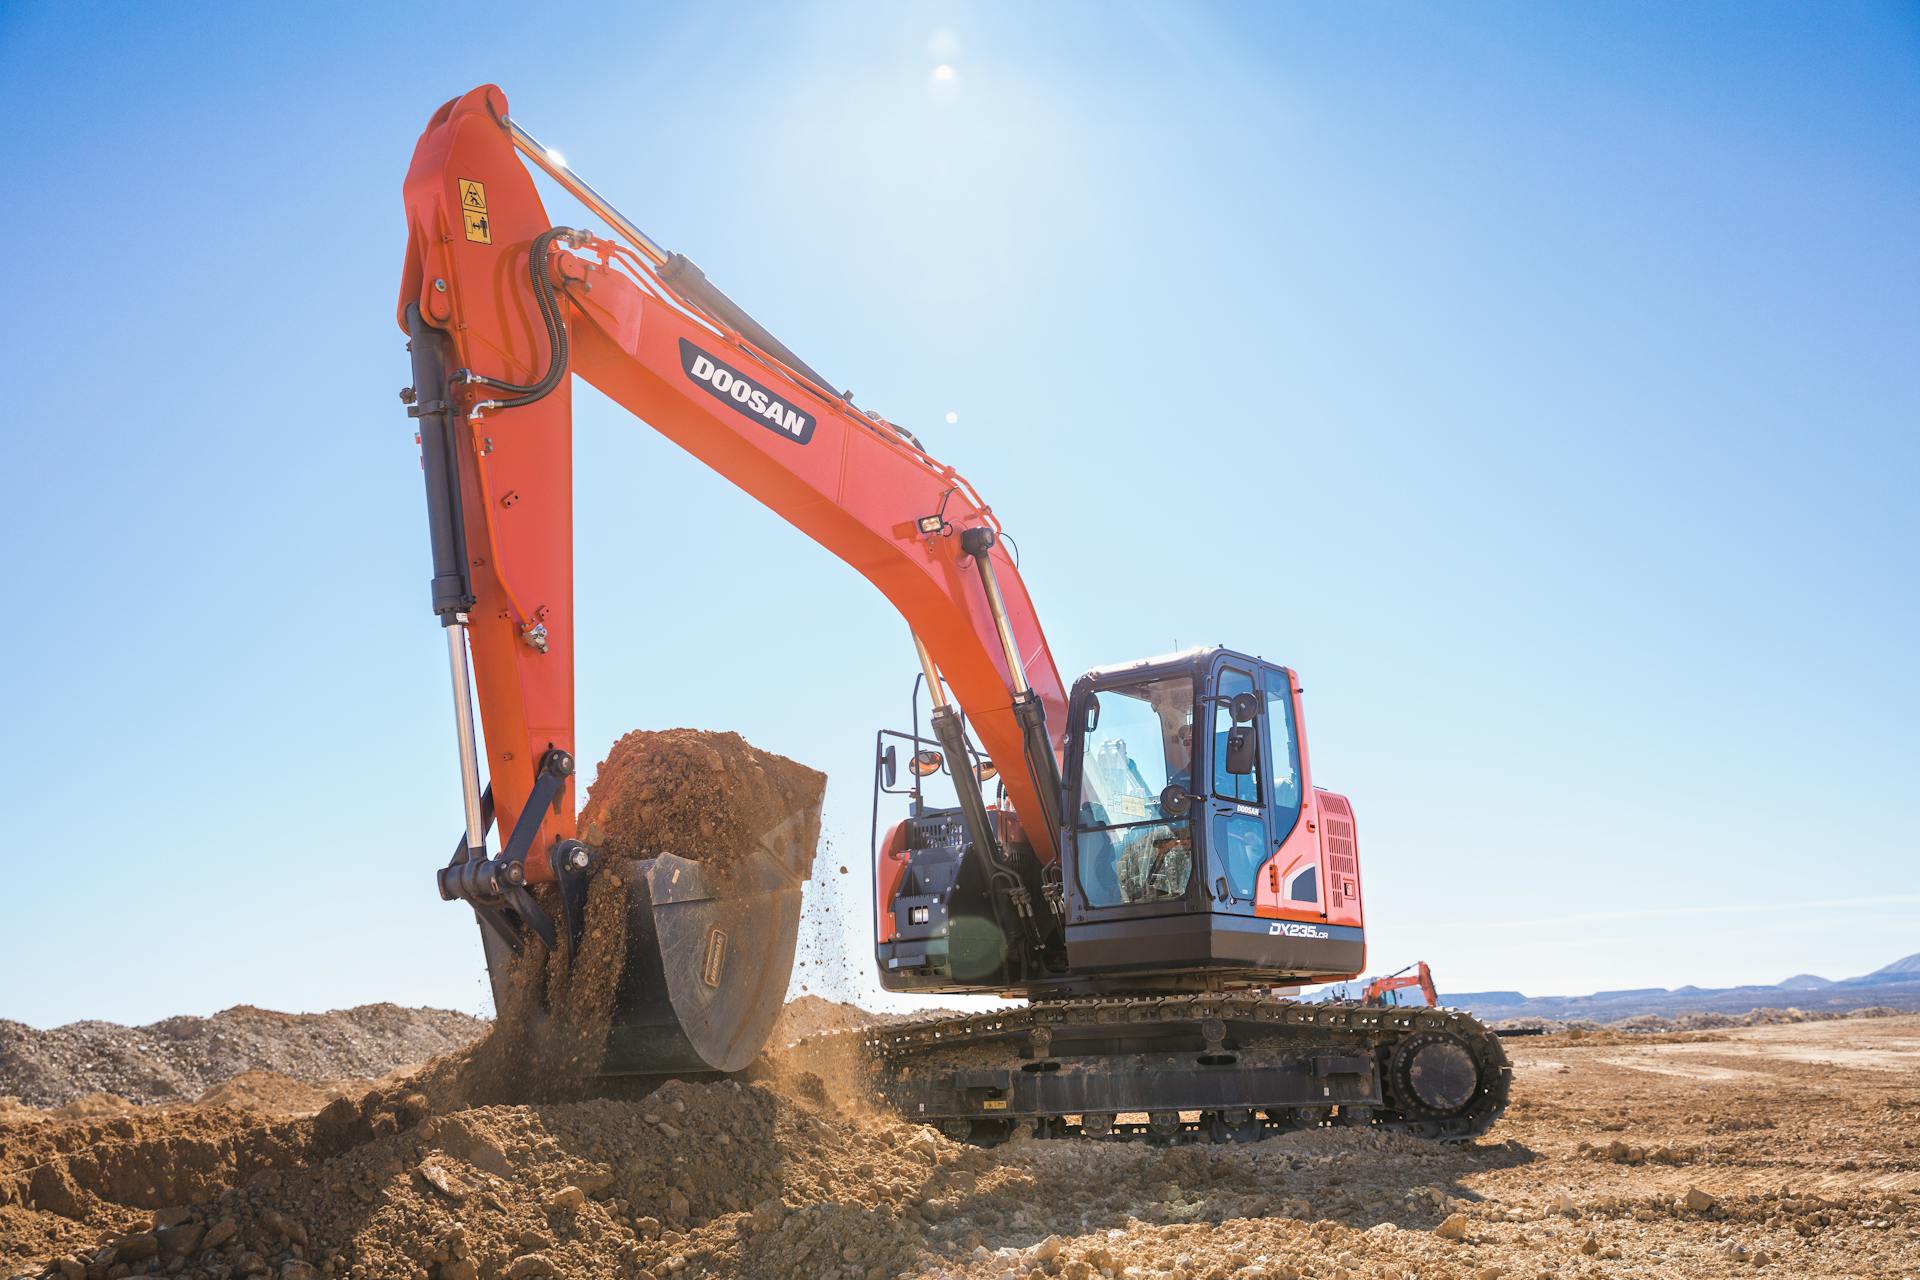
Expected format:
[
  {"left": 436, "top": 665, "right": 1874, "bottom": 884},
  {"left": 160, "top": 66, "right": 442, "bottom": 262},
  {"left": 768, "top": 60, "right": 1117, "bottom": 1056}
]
[
  {"left": 0, "top": 1008, "right": 487, "bottom": 1110},
  {"left": 2, "top": 1011, "right": 1914, "bottom": 1279}
]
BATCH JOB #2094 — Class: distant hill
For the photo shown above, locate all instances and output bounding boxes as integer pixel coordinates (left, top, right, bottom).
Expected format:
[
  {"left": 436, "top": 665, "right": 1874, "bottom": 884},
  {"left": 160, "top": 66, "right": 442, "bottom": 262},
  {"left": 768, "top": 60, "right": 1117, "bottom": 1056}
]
[
  {"left": 1776, "top": 973, "right": 1834, "bottom": 990},
  {"left": 1837, "top": 952, "right": 1920, "bottom": 986},
  {"left": 1440, "top": 952, "right": 1920, "bottom": 1023}
]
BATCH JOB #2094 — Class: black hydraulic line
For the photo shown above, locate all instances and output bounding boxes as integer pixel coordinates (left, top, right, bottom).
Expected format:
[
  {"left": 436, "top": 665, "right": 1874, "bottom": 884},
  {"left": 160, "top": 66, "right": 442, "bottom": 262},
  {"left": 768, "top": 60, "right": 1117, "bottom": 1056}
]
[{"left": 458, "top": 227, "right": 577, "bottom": 408}]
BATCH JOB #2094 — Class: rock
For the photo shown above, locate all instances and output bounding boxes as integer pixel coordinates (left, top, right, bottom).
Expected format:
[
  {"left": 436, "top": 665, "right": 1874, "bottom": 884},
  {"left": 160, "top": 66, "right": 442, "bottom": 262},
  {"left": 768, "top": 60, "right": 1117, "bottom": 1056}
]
[
  {"left": 505, "top": 1256, "right": 553, "bottom": 1280},
  {"left": 259, "top": 1209, "right": 308, "bottom": 1247},
  {"left": 158, "top": 1223, "right": 206, "bottom": 1258},
  {"left": 1579, "top": 1235, "right": 1600, "bottom": 1256},
  {"left": 1684, "top": 1186, "right": 1718, "bottom": 1212},
  {"left": 233, "top": 1253, "right": 269, "bottom": 1278},
  {"left": 280, "top": 1264, "right": 317, "bottom": 1280},
  {"left": 1549, "top": 1193, "right": 1577, "bottom": 1216},
  {"left": 151, "top": 1207, "right": 195, "bottom": 1231},
  {"left": 439, "top": 1261, "right": 478, "bottom": 1280},
  {"left": 54, "top": 1258, "right": 85, "bottom": 1280},
  {"left": 543, "top": 1185, "right": 587, "bottom": 1213},
  {"left": 1433, "top": 1214, "right": 1470, "bottom": 1241},
  {"left": 1029, "top": 1237, "right": 1062, "bottom": 1264},
  {"left": 633, "top": 1217, "right": 662, "bottom": 1240},
  {"left": 749, "top": 1199, "right": 786, "bottom": 1233},
  {"left": 416, "top": 1160, "right": 468, "bottom": 1202},
  {"left": 112, "top": 1236, "right": 160, "bottom": 1264},
  {"left": 666, "top": 1187, "right": 691, "bottom": 1223},
  {"left": 1473, "top": 1269, "right": 1504, "bottom": 1280},
  {"left": 203, "top": 1219, "right": 239, "bottom": 1251}
]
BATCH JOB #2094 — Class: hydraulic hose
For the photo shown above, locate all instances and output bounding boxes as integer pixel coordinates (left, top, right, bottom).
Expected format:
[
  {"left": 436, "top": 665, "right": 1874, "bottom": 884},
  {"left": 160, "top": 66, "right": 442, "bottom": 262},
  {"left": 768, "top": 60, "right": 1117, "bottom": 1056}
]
[{"left": 459, "top": 226, "right": 576, "bottom": 408}]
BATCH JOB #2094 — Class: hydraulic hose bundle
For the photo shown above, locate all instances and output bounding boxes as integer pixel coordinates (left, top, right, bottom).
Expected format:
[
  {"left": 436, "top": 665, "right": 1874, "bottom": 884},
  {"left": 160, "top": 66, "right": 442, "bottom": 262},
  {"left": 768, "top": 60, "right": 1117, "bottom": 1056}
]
[{"left": 457, "top": 226, "right": 579, "bottom": 411}]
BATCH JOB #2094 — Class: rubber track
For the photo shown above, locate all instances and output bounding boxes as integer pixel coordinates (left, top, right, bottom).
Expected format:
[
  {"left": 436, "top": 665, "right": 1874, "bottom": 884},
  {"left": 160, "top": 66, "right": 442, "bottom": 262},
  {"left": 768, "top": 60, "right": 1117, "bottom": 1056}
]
[{"left": 854, "top": 994, "right": 1513, "bottom": 1144}]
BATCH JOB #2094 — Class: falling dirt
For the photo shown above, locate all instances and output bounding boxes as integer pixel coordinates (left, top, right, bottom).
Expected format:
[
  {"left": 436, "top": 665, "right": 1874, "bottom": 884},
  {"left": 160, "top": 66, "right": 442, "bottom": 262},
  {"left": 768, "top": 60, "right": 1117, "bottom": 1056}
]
[{"left": 4, "top": 1013, "right": 1917, "bottom": 1278}]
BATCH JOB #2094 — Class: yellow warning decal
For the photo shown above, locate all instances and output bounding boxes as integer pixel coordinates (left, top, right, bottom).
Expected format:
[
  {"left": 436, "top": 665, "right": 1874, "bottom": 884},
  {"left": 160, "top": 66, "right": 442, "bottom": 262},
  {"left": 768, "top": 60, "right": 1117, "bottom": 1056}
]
[
  {"left": 981, "top": 1098, "right": 1008, "bottom": 1111},
  {"left": 458, "top": 179, "right": 491, "bottom": 243}
]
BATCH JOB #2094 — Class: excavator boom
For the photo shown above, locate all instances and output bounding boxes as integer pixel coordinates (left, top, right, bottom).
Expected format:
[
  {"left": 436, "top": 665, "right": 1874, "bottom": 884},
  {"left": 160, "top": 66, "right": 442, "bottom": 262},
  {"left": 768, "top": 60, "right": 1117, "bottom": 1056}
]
[{"left": 400, "top": 85, "right": 1066, "bottom": 885}]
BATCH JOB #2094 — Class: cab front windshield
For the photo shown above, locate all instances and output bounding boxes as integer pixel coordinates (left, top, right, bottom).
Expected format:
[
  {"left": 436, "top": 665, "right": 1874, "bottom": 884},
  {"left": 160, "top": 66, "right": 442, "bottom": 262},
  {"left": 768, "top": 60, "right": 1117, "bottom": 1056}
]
[{"left": 1074, "top": 673, "right": 1195, "bottom": 908}]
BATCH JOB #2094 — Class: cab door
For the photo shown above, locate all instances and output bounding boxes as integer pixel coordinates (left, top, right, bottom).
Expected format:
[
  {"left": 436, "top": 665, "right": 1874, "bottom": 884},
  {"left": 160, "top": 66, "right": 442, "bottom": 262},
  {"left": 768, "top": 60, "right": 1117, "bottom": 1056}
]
[
  {"left": 1204, "top": 662, "right": 1266, "bottom": 911},
  {"left": 1255, "top": 665, "right": 1321, "bottom": 919}
]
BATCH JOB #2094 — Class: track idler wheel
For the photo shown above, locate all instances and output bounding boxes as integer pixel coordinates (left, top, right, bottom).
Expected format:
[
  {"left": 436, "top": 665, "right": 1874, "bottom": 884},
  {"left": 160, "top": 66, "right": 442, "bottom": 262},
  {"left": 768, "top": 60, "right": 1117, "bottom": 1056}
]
[{"left": 1389, "top": 1030, "right": 1483, "bottom": 1117}]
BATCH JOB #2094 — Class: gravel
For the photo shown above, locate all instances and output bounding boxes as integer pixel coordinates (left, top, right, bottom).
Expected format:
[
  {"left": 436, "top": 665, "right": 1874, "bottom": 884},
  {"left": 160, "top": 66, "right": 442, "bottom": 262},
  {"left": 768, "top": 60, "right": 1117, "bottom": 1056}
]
[{"left": 0, "top": 1004, "right": 486, "bottom": 1107}]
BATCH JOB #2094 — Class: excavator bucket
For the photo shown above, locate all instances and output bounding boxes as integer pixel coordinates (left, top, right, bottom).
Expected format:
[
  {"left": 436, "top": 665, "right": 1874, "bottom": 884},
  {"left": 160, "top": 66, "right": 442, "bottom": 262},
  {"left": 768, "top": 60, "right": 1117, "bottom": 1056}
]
[
  {"left": 473, "top": 729, "right": 823, "bottom": 1078},
  {"left": 599, "top": 849, "right": 806, "bottom": 1074}
]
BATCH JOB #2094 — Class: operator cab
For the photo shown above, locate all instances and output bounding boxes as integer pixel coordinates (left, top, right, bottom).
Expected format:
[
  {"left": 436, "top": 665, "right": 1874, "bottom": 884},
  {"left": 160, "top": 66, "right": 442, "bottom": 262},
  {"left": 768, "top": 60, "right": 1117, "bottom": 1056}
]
[
  {"left": 872, "top": 646, "right": 1364, "bottom": 996},
  {"left": 1061, "top": 647, "right": 1363, "bottom": 986}
]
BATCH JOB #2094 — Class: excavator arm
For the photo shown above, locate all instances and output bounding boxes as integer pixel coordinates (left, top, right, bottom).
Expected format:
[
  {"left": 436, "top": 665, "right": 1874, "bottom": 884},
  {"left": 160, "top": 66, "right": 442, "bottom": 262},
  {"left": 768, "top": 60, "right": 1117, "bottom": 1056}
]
[{"left": 397, "top": 85, "right": 1067, "bottom": 896}]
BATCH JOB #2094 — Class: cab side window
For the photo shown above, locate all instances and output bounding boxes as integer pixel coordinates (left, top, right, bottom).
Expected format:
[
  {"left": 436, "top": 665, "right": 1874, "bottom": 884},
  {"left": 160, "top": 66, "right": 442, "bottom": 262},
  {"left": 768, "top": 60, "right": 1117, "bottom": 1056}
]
[
  {"left": 1212, "top": 667, "right": 1260, "bottom": 805},
  {"left": 1266, "top": 681, "right": 1304, "bottom": 833}
]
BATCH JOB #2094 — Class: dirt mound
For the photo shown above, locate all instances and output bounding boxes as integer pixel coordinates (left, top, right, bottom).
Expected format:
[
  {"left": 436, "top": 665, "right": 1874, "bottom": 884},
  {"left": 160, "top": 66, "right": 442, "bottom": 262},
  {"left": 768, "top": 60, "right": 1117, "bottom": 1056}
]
[
  {"left": 191, "top": 1072, "right": 364, "bottom": 1117},
  {"left": 8, "top": 1013, "right": 1919, "bottom": 1278},
  {"left": 0, "top": 1056, "right": 958, "bottom": 1279},
  {"left": 1492, "top": 1003, "right": 1912, "bottom": 1038},
  {"left": 0, "top": 1006, "right": 486, "bottom": 1109}
]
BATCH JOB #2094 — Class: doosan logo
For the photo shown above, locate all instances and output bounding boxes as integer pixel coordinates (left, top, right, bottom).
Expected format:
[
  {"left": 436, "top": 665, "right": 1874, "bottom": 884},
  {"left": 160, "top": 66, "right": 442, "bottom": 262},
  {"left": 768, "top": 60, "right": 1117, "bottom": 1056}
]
[{"left": 679, "top": 340, "right": 816, "bottom": 444}]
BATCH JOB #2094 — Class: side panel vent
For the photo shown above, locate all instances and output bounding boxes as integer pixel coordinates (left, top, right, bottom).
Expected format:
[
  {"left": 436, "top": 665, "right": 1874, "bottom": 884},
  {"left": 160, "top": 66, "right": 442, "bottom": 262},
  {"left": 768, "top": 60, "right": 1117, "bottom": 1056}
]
[{"left": 1315, "top": 791, "right": 1360, "bottom": 913}]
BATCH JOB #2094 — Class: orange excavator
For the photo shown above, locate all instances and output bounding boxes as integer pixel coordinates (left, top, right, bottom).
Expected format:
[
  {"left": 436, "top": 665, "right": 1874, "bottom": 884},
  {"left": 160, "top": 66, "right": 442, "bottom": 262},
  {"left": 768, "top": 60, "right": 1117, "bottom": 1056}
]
[
  {"left": 1364, "top": 962, "right": 1441, "bottom": 1009},
  {"left": 397, "top": 86, "right": 1508, "bottom": 1142}
]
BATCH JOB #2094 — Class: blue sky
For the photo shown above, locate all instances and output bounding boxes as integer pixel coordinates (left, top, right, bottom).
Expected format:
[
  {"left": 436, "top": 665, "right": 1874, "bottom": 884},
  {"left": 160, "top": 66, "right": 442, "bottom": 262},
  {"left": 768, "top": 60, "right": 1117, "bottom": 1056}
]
[{"left": 1, "top": 3, "right": 1914, "bottom": 1028}]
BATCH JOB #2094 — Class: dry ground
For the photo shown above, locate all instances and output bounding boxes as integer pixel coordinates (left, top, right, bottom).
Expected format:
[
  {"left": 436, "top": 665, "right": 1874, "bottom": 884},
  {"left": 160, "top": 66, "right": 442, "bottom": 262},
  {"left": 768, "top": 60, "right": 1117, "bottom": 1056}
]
[{"left": 4, "top": 1013, "right": 1915, "bottom": 1280}]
